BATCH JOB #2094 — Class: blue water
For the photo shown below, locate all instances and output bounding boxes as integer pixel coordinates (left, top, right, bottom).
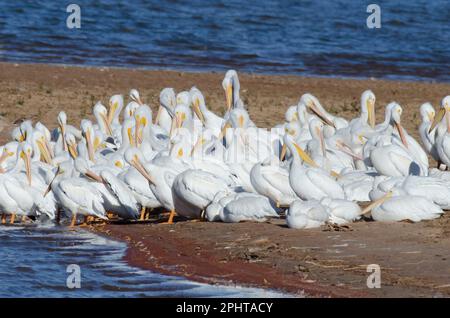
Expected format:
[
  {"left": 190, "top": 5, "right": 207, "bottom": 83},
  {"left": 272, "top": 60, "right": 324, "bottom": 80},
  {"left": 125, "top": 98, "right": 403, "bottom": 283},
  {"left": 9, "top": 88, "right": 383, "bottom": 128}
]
[
  {"left": 0, "top": 225, "right": 291, "bottom": 297},
  {"left": 0, "top": 0, "right": 449, "bottom": 82}
]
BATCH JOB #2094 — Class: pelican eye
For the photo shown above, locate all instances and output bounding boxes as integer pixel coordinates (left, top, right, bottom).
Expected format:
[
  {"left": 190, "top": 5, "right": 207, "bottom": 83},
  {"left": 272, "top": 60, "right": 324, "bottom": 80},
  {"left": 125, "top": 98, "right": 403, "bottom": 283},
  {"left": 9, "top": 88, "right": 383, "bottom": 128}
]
[
  {"left": 115, "top": 161, "right": 123, "bottom": 168},
  {"left": 177, "top": 148, "right": 184, "bottom": 157}
]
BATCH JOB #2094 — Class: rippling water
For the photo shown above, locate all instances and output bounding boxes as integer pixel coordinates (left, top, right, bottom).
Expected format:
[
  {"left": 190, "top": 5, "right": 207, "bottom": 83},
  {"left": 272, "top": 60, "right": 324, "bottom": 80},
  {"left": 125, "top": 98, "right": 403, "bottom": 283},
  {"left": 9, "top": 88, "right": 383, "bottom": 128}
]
[
  {"left": 0, "top": 225, "right": 289, "bottom": 297},
  {"left": 0, "top": 0, "right": 449, "bottom": 81}
]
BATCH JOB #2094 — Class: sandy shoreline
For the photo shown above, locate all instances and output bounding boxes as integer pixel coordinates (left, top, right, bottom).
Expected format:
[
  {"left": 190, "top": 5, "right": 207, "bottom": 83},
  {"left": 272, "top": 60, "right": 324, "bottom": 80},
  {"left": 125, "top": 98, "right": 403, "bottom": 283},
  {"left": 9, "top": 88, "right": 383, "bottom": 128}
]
[{"left": 2, "top": 62, "right": 450, "bottom": 297}]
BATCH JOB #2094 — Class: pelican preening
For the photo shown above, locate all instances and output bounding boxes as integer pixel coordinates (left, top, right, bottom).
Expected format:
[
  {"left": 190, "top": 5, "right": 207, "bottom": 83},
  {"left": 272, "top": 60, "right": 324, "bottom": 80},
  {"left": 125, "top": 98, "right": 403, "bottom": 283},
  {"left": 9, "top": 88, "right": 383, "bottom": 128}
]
[{"left": 0, "top": 70, "right": 449, "bottom": 231}]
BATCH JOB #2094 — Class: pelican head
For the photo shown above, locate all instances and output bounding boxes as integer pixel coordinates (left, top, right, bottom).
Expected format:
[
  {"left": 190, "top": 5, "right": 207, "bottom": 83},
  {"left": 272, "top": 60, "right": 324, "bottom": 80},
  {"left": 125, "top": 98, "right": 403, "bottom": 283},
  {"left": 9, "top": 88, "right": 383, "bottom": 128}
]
[
  {"left": 284, "top": 122, "right": 300, "bottom": 138},
  {"left": 222, "top": 70, "right": 240, "bottom": 112},
  {"left": 93, "top": 102, "right": 112, "bottom": 136},
  {"left": 300, "top": 93, "right": 335, "bottom": 128},
  {"left": 283, "top": 134, "right": 318, "bottom": 168},
  {"left": 189, "top": 86, "right": 206, "bottom": 123},
  {"left": 122, "top": 118, "right": 136, "bottom": 147},
  {"left": 65, "top": 133, "right": 78, "bottom": 159},
  {"left": 19, "top": 120, "right": 33, "bottom": 142},
  {"left": 160, "top": 88, "right": 176, "bottom": 110},
  {"left": 388, "top": 102, "right": 408, "bottom": 148},
  {"left": 32, "top": 130, "right": 52, "bottom": 164},
  {"left": 74, "top": 157, "right": 102, "bottom": 182},
  {"left": 129, "top": 89, "right": 143, "bottom": 105},
  {"left": 11, "top": 126, "right": 22, "bottom": 142},
  {"left": 309, "top": 118, "right": 326, "bottom": 157},
  {"left": 285, "top": 105, "right": 298, "bottom": 123},
  {"left": 229, "top": 108, "right": 250, "bottom": 129},
  {"left": 174, "top": 104, "right": 191, "bottom": 129},
  {"left": 19, "top": 142, "right": 33, "bottom": 185},
  {"left": 134, "top": 105, "right": 152, "bottom": 145},
  {"left": 124, "top": 147, "right": 154, "bottom": 184},
  {"left": 0, "top": 142, "right": 18, "bottom": 170},
  {"left": 57, "top": 111, "right": 67, "bottom": 126},
  {"left": 124, "top": 101, "right": 140, "bottom": 120},
  {"left": 81, "top": 119, "right": 95, "bottom": 161},
  {"left": 429, "top": 96, "right": 450, "bottom": 133},
  {"left": 361, "top": 90, "right": 376, "bottom": 128},
  {"left": 176, "top": 91, "right": 191, "bottom": 107},
  {"left": 35, "top": 122, "right": 51, "bottom": 142},
  {"left": 420, "top": 102, "right": 435, "bottom": 123},
  {"left": 108, "top": 94, "right": 124, "bottom": 125}
]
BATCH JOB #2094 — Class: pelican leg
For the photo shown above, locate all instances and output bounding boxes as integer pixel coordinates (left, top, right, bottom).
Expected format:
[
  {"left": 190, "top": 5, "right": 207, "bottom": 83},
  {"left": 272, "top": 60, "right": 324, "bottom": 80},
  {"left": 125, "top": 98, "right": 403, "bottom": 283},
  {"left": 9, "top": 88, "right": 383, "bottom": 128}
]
[
  {"left": 163, "top": 210, "right": 176, "bottom": 224},
  {"left": 21, "top": 215, "right": 27, "bottom": 223},
  {"left": 139, "top": 207, "right": 146, "bottom": 221},
  {"left": 145, "top": 208, "right": 153, "bottom": 220},
  {"left": 81, "top": 215, "right": 89, "bottom": 226},
  {"left": 10, "top": 214, "right": 15, "bottom": 224},
  {"left": 70, "top": 213, "right": 77, "bottom": 228},
  {"left": 1, "top": 214, "right": 6, "bottom": 225},
  {"left": 55, "top": 209, "right": 62, "bottom": 225}
]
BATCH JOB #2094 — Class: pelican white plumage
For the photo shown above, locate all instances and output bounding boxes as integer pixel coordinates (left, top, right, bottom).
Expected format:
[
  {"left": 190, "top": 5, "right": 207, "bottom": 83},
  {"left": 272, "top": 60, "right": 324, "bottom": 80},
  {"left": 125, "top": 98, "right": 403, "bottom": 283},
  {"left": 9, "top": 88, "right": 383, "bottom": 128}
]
[
  {"left": 51, "top": 164, "right": 107, "bottom": 227},
  {"left": 156, "top": 88, "right": 176, "bottom": 133},
  {"left": 172, "top": 169, "right": 230, "bottom": 219},
  {"left": 0, "top": 143, "right": 56, "bottom": 223},
  {"left": 190, "top": 87, "right": 224, "bottom": 137},
  {"left": 125, "top": 147, "right": 186, "bottom": 224},
  {"left": 206, "top": 191, "right": 280, "bottom": 223},
  {"left": 74, "top": 157, "right": 140, "bottom": 220},
  {"left": 429, "top": 96, "right": 450, "bottom": 168},
  {"left": 300, "top": 93, "right": 348, "bottom": 130},
  {"left": 418, "top": 103, "right": 438, "bottom": 162},
  {"left": 363, "top": 189, "right": 443, "bottom": 222},
  {"left": 319, "top": 197, "right": 361, "bottom": 225},
  {"left": 250, "top": 156, "right": 298, "bottom": 207},
  {"left": 286, "top": 199, "right": 328, "bottom": 229},
  {"left": 284, "top": 134, "right": 345, "bottom": 201}
]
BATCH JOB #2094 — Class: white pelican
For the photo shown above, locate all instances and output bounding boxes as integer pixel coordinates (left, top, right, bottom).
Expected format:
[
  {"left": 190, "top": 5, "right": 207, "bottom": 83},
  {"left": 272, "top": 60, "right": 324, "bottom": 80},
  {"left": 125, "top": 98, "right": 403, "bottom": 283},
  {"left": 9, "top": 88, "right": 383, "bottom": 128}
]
[
  {"left": 222, "top": 70, "right": 242, "bottom": 113},
  {"left": 107, "top": 95, "right": 124, "bottom": 127},
  {"left": 93, "top": 102, "right": 113, "bottom": 137},
  {"left": 369, "top": 103, "right": 428, "bottom": 176},
  {"left": 172, "top": 169, "right": 230, "bottom": 219},
  {"left": 0, "top": 143, "right": 57, "bottom": 223},
  {"left": 156, "top": 88, "right": 176, "bottom": 133},
  {"left": 284, "top": 134, "right": 345, "bottom": 201},
  {"left": 51, "top": 164, "right": 106, "bottom": 227},
  {"left": 372, "top": 175, "right": 450, "bottom": 210},
  {"left": 286, "top": 199, "right": 328, "bottom": 229},
  {"left": 125, "top": 147, "right": 186, "bottom": 224},
  {"left": 362, "top": 189, "right": 443, "bottom": 222},
  {"left": 74, "top": 157, "right": 140, "bottom": 220},
  {"left": 319, "top": 197, "right": 361, "bottom": 225},
  {"left": 300, "top": 93, "right": 348, "bottom": 130},
  {"left": 418, "top": 103, "right": 438, "bottom": 162},
  {"left": 429, "top": 96, "right": 450, "bottom": 168},
  {"left": 250, "top": 156, "right": 298, "bottom": 207},
  {"left": 190, "top": 87, "right": 224, "bottom": 137},
  {"left": 206, "top": 191, "right": 280, "bottom": 223}
]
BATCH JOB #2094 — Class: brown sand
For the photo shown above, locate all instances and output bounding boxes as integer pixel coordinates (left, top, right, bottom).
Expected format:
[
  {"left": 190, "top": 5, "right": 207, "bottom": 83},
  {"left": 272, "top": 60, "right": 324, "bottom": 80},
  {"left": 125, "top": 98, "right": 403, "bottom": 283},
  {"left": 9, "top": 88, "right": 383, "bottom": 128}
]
[{"left": 2, "top": 62, "right": 450, "bottom": 297}]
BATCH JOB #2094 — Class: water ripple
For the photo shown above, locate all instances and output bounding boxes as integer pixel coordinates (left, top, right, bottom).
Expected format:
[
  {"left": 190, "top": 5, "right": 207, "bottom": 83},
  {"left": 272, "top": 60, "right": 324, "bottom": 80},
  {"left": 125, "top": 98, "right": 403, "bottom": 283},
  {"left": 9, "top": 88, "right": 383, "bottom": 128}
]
[
  {"left": 0, "top": 225, "right": 291, "bottom": 298},
  {"left": 0, "top": 0, "right": 448, "bottom": 81}
]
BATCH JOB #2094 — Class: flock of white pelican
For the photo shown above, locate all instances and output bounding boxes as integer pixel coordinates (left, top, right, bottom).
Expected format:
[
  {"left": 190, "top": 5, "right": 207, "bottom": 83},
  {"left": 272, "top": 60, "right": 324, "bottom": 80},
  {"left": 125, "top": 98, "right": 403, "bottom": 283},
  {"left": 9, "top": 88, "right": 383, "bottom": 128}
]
[{"left": 1, "top": 70, "right": 450, "bottom": 229}]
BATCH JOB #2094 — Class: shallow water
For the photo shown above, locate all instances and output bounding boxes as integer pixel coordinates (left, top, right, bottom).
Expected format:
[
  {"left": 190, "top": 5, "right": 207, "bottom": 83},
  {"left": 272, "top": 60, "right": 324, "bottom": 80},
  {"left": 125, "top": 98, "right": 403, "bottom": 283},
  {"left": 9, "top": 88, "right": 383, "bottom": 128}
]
[
  {"left": 0, "top": 225, "right": 291, "bottom": 297},
  {"left": 0, "top": 0, "right": 449, "bottom": 81}
]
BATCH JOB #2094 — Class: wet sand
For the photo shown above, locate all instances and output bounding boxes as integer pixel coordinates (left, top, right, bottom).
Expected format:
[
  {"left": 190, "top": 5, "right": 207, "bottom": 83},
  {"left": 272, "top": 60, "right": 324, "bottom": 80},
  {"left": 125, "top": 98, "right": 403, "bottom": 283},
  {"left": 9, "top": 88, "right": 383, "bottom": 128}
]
[{"left": 2, "top": 62, "right": 450, "bottom": 297}]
